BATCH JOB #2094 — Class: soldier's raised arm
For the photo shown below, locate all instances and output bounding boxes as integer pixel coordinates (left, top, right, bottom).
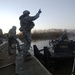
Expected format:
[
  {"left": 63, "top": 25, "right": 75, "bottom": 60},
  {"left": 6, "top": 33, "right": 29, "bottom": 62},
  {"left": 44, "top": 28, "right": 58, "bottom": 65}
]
[{"left": 24, "top": 9, "right": 42, "bottom": 21}]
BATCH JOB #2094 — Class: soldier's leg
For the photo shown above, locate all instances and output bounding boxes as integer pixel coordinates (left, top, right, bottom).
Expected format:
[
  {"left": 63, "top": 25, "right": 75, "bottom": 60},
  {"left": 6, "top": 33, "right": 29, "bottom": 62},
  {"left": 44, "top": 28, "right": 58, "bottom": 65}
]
[
  {"left": 8, "top": 38, "right": 13, "bottom": 55},
  {"left": 14, "top": 38, "right": 20, "bottom": 52},
  {"left": 23, "top": 49, "right": 32, "bottom": 61},
  {"left": 16, "top": 41, "right": 20, "bottom": 52},
  {"left": 24, "top": 31, "right": 31, "bottom": 48},
  {"left": 22, "top": 32, "right": 32, "bottom": 61}
]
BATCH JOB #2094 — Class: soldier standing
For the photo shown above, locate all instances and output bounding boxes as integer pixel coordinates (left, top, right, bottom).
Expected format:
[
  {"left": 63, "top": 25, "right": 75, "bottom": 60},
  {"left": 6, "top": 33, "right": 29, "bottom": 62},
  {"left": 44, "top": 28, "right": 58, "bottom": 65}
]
[
  {"left": 8, "top": 26, "right": 20, "bottom": 55},
  {"left": 0, "top": 29, "right": 3, "bottom": 63},
  {"left": 19, "top": 9, "right": 42, "bottom": 60}
]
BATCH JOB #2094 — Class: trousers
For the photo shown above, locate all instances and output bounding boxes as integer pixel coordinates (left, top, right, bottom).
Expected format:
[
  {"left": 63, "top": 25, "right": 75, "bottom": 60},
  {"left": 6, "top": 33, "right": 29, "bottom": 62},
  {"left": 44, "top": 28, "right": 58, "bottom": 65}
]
[{"left": 8, "top": 37, "right": 20, "bottom": 52}]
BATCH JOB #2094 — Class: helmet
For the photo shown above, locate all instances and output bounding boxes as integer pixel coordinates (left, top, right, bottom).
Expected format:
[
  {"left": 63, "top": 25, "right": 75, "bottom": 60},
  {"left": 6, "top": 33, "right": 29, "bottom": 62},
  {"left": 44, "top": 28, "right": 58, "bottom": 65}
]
[
  {"left": 12, "top": 26, "right": 16, "bottom": 30},
  {"left": 23, "top": 10, "right": 30, "bottom": 15}
]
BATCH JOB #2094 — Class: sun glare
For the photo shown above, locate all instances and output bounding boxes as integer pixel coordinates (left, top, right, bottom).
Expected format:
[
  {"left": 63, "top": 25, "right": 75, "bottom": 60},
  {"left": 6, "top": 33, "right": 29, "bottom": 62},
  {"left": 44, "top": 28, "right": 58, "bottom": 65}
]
[{"left": 0, "top": 14, "right": 19, "bottom": 34}]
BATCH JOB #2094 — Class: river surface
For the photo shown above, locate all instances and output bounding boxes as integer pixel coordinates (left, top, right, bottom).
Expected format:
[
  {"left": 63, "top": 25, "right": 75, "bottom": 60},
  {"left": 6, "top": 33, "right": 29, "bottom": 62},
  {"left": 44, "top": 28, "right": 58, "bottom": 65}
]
[
  {"left": 29, "top": 40, "right": 50, "bottom": 55},
  {"left": 32, "top": 40, "right": 50, "bottom": 49}
]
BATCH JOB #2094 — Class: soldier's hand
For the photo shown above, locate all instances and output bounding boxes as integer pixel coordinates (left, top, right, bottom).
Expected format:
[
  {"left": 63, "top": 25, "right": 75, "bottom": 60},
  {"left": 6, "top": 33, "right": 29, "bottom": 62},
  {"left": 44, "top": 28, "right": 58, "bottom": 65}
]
[{"left": 38, "top": 9, "right": 42, "bottom": 14}]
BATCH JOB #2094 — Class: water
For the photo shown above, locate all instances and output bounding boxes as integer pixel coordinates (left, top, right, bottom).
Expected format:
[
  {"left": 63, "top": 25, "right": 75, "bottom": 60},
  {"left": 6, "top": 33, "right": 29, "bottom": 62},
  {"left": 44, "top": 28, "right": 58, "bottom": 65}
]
[
  {"left": 31, "top": 40, "right": 50, "bottom": 49},
  {"left": 28, "top": 40, "right": 50, "bottom": 55}
]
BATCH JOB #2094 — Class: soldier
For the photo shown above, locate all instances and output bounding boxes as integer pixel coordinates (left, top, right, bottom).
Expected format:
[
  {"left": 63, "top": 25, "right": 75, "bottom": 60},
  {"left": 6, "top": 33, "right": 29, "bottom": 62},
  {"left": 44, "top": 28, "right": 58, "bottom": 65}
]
[
  {"left": 0, "top": 29, "right": 3, "bottom": 62},
  {"left": 0, "top": 29, "right": 3, "bottom": 44},
  {"left": 19, "top": 9, "right": 42, "bottom": 60},
  {"left": 8, "top": 26, "right": 20, "bottom": 55}
]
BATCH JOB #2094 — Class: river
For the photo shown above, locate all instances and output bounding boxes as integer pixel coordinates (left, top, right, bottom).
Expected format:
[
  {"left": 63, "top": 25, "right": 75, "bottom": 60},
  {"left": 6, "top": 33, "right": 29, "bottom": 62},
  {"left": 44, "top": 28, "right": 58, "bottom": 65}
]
[{"left": 29, "top": 40, "right": 50, "bottom": 55}]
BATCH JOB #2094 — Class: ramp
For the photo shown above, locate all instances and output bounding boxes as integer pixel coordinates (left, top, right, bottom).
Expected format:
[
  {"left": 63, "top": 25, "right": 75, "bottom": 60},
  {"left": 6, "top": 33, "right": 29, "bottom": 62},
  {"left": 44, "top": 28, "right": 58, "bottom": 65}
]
[
  {"left": 16, "top": 54, "right": 52, "bottom": 75},
  {"left": 16, "top": 38, "right": 52, "bottom": 75}
]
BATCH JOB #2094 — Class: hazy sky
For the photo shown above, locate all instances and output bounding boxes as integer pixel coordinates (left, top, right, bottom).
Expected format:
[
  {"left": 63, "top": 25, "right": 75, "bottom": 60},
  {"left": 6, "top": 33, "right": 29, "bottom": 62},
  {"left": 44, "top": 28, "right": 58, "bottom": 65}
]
[{"left": 0, "top": 0, "right": 75, "bottom": 33}]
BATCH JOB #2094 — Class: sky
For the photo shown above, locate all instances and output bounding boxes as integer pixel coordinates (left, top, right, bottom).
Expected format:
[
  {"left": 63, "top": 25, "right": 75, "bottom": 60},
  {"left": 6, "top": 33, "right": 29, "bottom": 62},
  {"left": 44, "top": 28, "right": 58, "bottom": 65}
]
[{"left": 0, "top": 0, "right": 75, "bottom": 34}]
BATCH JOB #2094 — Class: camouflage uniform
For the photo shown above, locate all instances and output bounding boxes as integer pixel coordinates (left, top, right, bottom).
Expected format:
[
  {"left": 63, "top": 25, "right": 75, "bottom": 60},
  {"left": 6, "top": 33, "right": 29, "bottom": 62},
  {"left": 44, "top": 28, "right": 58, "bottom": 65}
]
[
  {"left": 8, "top": 26, "right": 20, "bottom": 55},
  {"left": 19, "top": 9, "right": 42, "bottom": 59}
]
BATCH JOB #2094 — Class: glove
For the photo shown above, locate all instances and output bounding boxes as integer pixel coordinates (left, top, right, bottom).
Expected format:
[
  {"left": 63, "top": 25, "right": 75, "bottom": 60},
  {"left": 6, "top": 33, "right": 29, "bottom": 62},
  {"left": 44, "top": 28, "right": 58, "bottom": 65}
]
[{"left": 38, "top": 9, "right": 42, "bottom": 14}]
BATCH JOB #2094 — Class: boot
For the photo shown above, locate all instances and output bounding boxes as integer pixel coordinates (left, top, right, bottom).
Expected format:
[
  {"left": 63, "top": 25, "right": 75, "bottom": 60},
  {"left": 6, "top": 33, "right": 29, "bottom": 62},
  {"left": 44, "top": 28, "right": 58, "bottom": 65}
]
[{"left": 23, "top": 52, "right": 32, "bottom": 61}]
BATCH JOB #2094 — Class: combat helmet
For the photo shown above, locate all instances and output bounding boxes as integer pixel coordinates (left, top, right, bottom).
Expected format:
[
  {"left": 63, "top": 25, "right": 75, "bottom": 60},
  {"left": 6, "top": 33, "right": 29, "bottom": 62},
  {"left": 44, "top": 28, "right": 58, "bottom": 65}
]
[
  {"left": 12, "top": 26, "right": 16, "bottom": 30},
  {"left": 23, "top": 10, "right": 30, "bottom": 15}
]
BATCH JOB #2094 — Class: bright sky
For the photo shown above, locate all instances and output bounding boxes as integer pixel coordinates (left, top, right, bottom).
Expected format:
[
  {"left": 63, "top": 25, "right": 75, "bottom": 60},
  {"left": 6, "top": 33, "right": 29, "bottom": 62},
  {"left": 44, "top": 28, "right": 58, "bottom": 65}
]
[{"left": 0, "top": 0, "right": 75, "bottom": 34}]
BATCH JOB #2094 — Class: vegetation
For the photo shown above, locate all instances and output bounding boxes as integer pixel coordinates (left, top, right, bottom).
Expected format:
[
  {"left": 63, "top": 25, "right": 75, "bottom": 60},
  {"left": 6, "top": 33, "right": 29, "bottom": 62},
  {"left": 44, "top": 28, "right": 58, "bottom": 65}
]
[
  {"left": 3, "top": 29, "right": 67, "bottom": 40},
  {"left": 16, "top": 29, "right": 66, "bottom": 40}
]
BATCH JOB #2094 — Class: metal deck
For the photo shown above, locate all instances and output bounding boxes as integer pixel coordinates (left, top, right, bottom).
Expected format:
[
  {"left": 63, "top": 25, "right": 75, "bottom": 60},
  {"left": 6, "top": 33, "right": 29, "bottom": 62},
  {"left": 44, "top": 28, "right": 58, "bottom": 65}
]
[
  {"left": 0, "top": 39, "right": 52, "bottom": 75},
  {"left": 16, "top": 54, "right": 52, "bottom": 75}
]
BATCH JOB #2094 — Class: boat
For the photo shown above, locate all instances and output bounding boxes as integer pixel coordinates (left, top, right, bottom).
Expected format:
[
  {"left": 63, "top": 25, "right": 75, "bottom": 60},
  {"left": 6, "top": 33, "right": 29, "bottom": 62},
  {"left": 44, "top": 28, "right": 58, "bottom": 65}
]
[{"left": 33, "top": 32, "right": 75, "bottom": 75}]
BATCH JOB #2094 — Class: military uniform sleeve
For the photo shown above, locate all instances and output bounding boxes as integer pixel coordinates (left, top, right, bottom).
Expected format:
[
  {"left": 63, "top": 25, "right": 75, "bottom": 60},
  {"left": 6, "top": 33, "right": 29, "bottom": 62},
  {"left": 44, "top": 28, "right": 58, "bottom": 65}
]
[{"left": 24, "top": 12, "right": 41, "bottom": 21}]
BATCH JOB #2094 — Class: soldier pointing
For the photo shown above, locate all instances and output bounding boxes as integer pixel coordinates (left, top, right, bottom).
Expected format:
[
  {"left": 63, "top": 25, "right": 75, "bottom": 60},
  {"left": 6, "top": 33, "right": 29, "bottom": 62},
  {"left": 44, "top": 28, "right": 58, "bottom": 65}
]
[{"left": 19, "top": 9, "right": 42, "bottom": 61}]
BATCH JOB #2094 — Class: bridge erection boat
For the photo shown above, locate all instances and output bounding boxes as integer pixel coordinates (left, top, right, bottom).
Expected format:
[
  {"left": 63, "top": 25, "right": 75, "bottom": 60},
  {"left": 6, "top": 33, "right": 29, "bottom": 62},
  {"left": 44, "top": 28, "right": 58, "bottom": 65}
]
[{"left": 33, "top": 32, "right": 75, "bottom": 75}]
